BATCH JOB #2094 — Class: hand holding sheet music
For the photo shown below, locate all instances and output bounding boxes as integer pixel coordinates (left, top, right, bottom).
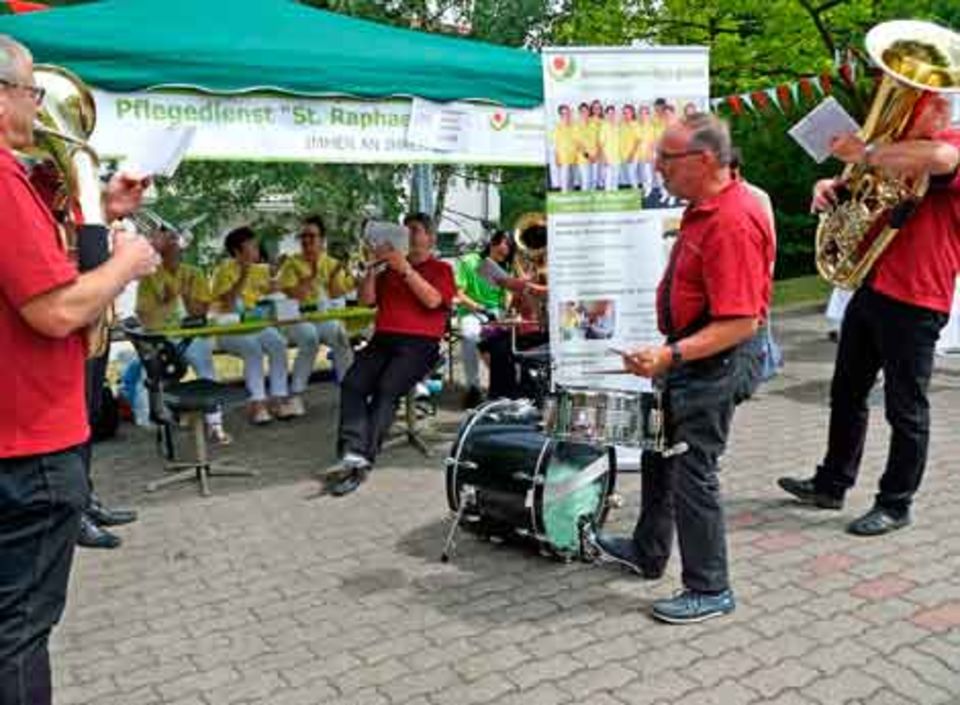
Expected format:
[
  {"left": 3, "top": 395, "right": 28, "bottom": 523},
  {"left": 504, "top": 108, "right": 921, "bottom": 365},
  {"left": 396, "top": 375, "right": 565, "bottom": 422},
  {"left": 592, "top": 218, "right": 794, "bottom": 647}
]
[{"left": 788, "top": 97, "right": 862, "bottom": 164}]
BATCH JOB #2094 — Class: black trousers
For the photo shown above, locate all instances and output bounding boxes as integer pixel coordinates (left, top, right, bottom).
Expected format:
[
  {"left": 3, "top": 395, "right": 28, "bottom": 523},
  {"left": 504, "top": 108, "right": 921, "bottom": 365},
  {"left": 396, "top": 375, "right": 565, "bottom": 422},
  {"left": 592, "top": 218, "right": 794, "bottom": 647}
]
[
  {"left": 338, "top": 333, "right": 440, "bottom": 463},
  {"left": 814, "top": 287, "right": 947, "bottom": 514},
  {"left": 79, "top": 352, "right": 109, "bottom": 493},
  {"left": 481, "top": 330, "right": 548, "bottom": 400},
  {"left": 0, "top": 447, "right": 89, "bottom": 705},
  {"left": 632, "top": 354, "right": 738, "bottom": 593}
]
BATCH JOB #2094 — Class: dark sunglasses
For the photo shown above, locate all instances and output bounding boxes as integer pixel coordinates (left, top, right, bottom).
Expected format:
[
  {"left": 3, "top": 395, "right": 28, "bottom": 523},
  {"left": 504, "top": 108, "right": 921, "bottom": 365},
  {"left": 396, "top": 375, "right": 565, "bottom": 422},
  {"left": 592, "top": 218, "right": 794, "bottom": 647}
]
[{"left": 0, "top": 79, "right": 45, "bottom": 105}]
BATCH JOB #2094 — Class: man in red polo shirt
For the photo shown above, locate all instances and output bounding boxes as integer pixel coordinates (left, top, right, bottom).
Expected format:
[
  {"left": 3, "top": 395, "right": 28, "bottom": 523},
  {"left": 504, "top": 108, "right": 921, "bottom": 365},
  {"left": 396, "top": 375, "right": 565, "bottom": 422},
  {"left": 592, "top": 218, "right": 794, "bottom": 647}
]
[
  {"left": 595, "top": 113, "right": 773, "bottom": 624},
  {"left": 779, "top": 92, "right": 960, "bottom": 536},
  {"left": 324, "top": 212, "right": 455, "bottom": 497},
  {"left": 0, "top": 36, "right": 158, "bottom": 705}
]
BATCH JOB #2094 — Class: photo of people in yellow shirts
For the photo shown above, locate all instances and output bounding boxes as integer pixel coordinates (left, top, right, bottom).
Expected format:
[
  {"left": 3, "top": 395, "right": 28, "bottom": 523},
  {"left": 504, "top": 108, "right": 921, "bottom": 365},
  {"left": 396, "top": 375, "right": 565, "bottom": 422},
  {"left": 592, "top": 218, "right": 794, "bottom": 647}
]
[{"left": 547, "top": 97, "right": 706, "bottom": 197}]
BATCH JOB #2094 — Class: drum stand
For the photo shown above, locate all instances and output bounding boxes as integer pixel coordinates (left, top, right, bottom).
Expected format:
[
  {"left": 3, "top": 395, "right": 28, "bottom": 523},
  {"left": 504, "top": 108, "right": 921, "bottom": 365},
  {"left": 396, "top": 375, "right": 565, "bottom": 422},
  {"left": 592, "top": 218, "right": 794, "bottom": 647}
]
[{"left": 440, "top": 484, "right": 476, "bottom": 563}]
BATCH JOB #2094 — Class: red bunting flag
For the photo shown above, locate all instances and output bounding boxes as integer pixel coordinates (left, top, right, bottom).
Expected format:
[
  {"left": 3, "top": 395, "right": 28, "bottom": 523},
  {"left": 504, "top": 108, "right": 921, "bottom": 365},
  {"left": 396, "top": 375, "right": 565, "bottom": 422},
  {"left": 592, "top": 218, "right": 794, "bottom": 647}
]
[
  {"left": 819, "top": 72, "right": 833, "bottom": 95},
  {"left": 6, "top": 0, "right": 48, "bottom": 12},
  {"left": 776, "top": 84, "right": 794, "bottom": 112},
  {"left": 838, "top": 62, "right": 855, "bottom": 89},
  {"left": 726, "top": 95, "right": 744, "bottom": 115},
  {"left": 750, "top": 90, "right": 771, "bottom": 112},
  {"left": 798, "top": 77, "right": 816, "bottom": 102}
]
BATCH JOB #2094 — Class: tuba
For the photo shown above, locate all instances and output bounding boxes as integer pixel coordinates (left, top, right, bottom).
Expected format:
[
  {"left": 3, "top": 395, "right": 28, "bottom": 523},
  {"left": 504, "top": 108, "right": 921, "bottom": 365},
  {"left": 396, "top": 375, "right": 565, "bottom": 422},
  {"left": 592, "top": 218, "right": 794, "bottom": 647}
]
[
  {"left": 815, "top": 21, "right": 960, "bottom": 289},
  {"left": 513, "top": 211, "right": 547, "bottom": 284},
  {"left": 25, "top": 65, "right": 113, "bottom": 356}
]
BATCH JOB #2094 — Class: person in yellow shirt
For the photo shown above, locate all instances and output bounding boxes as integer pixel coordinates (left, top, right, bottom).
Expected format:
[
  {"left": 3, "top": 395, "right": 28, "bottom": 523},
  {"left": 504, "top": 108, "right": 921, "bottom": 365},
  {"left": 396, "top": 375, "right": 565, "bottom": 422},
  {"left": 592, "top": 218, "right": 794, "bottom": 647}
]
[
  {"left": 574, "top": 102, "right": 595, "bottom": 191},
  {"left": 211, "top": 226, "right": 301, "bottom": 424},
  {"left": 136, "top": 228, "right": 231, "bottom": 444},
  {"left": 618, "top": 104, "right": 641, "bottom": 190},
  {"left": 588, "top": 100, "right": 605, "bottom": 190},
  {"left": 598, "top": 105, "right": 621, "bottom": 191},
  {"left": 637, "top": 104, "right": 657, "bottom": 196},
  {"left": 551, "top": 105, "right": 578, "bottom": 192},
  {"left": 278, "top": 215, "right": 355, "bottom": 385}
]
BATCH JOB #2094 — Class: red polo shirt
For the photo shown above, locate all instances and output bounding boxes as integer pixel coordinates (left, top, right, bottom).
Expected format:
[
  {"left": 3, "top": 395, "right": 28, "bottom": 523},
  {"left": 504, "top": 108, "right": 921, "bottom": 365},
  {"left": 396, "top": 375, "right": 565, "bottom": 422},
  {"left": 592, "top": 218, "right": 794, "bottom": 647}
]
[
  {"left": 869, "top": 130, "right": 960, "bottom": 314},
  {"left": 658, "top": 180, "right": 774, "bottom": 337},
  {"left": 0, "top": 148, "right": 88, "bottom": 458},
  {"left": 375, "top": 256, "right": 455, "bottom": 340}
]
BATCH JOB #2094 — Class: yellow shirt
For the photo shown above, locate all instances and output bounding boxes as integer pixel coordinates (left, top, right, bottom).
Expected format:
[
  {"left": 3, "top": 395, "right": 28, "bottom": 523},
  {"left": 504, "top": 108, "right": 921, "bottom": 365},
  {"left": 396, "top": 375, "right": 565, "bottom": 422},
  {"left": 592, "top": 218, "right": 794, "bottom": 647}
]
[
  {"left": 136, "top": 263, "right": 210, "bottom": 330},
  {"left": 210, "top": 260, "right": 273, "bottom": 312},
  {"left": 574, "top": 119, "right": 598, "bottom": 164},
  {"left": 276, "top": 252, "right": 355, "bottom": 306},
  {"left": 637, "top": 121, "right": 657, "bottom": 161},
  {"left": 552, "top": 122, "right": 579, "bottom": 166},
  {"left": 619, "top": 121, "right": 640, "bottom": 162},
  {"left": 598, "top": 121, "right": 621, "bottom": 165}
]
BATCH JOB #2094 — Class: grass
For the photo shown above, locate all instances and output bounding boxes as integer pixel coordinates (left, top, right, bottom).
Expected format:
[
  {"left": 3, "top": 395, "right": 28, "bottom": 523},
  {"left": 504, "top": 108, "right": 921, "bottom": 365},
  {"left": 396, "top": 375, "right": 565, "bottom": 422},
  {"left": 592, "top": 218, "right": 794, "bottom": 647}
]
[{"left": 772, "top": 274, "right": 831, "bottom": 309}]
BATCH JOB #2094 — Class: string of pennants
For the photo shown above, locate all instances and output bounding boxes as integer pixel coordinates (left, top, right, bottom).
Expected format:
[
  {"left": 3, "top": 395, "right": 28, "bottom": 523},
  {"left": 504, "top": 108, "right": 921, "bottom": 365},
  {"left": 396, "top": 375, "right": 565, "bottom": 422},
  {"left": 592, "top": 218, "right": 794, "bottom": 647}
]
[{"left": 710, "top": 58, "right": 868, "bottom": 116}]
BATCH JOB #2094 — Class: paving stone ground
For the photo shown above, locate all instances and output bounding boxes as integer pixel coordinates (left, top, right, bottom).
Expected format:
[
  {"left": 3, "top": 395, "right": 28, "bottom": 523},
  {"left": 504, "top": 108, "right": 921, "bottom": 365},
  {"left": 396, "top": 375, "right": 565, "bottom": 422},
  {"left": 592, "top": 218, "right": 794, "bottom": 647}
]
[{"left": 52, "top": 309, "right": 960, "bottom": 705}]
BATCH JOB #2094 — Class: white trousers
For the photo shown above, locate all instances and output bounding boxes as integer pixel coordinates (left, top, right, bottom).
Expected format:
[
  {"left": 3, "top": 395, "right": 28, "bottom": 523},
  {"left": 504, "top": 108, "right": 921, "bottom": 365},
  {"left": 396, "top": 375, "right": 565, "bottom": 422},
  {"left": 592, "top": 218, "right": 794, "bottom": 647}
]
[
  {"left": 459, "top": 313, "right": 484, "bottom": 388},
  {"left": 181, "top": 337, "right": 223, "bottom": 426},
  {"left": 285, "top": 320, "right": 354, "bottom": 384},
  {"left": 217, "top": 327, "right": 290, "bottom": 401}
]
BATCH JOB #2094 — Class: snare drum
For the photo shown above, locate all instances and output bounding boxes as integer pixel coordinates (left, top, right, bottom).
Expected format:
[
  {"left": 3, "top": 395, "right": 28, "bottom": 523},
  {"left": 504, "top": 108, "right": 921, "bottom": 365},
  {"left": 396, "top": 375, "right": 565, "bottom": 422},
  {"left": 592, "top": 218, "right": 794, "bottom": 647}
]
[
  {"left": 445, "top": 399, "right": 617, "bottom": 558},
  {"left": 543, "top": 387, "right": 663, "bottom": 449}
]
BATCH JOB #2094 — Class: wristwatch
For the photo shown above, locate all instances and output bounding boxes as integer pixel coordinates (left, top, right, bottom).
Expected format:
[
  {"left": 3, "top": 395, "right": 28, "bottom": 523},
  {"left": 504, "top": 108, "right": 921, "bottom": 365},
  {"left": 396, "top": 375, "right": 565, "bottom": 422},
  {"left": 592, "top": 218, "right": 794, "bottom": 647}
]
[
  {"left": 669, "top": 342, "right": 683, "bottom": 367},
  {"left": 862, "top": 142, "right": 877, "bottom": 165}
]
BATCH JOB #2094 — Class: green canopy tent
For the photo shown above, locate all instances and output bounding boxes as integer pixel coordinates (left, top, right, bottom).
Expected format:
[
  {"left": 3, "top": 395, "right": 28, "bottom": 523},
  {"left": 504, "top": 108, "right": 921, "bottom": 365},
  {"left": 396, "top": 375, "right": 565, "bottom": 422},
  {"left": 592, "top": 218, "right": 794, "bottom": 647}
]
[
  {"left": 0, "top": 0, "right": 547, "bottom": 166},
  {"left": 0, "top": 0, "right": 543, "bottom": 106}
]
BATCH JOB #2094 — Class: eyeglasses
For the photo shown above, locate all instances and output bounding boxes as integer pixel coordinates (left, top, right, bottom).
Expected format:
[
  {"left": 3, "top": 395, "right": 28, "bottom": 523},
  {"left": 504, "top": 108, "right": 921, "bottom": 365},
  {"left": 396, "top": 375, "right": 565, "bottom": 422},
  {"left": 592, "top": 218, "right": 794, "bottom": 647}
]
[
  {"left": 656, "top": 149, "right": 705, "bottom": 163},
  {"left": 0, "top": 79, "right": 45, "bottom": 106}
]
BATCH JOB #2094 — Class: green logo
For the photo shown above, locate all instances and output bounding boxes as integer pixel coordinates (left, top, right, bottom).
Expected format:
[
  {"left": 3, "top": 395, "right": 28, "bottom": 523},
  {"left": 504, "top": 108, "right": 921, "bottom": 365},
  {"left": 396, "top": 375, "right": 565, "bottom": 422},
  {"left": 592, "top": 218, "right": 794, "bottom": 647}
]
[
  {"left": 548, "top": 55, "right": 577, "bottom": 81},
  {"left": 489, "top": 110, "right": 510, "bottom": 131}
]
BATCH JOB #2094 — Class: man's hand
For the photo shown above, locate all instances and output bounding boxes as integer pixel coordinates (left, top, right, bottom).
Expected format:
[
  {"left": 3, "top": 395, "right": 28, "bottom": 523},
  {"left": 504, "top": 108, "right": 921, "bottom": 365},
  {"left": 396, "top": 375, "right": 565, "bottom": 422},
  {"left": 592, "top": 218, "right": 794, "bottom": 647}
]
[
  {"left": 112, "top": 231, "right": 159, "bottom": 281},
  {"left": 622, "top": 345, "right": 672, "bottom": 378},
  {"left": 104, "top": 171, "right": 151, "bottom": 222},
  {"left": 829, "top": 133, "right": 867, "bottom": 164},
  {"left": 382, "top": 249, "right": 409, "bottom": 274},
  {"left": 811, "top": 178, "right": 843, "bottom": 213}
]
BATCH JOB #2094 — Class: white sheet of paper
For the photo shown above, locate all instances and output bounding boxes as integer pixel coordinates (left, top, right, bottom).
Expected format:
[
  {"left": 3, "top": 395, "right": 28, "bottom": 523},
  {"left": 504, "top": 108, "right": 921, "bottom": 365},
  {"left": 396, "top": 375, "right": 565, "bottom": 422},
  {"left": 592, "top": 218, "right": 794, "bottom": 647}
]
[
  {"left": 119, "top": 126, "right": 196, "bottom": 177},
  {"left": 788, "top": 97, "right": 861, "bottom": 164},
  {"left": 363, "top": 221, "right": 408, "bottom": 254}
]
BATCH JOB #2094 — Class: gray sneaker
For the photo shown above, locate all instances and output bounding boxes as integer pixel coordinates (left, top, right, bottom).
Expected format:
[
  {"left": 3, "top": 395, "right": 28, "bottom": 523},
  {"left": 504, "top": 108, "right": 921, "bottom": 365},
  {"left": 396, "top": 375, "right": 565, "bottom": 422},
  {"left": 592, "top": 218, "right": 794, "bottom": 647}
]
[{"left": 652, "top": 589, "right": 736, "bottom": 624}]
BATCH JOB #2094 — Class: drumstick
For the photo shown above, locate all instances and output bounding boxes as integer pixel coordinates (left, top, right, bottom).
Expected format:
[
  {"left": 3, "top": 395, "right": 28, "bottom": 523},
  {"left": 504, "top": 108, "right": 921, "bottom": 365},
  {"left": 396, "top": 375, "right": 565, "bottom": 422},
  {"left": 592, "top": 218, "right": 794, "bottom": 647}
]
[{"left": 584, "top": 369, "right": 633, "bottom": 375}]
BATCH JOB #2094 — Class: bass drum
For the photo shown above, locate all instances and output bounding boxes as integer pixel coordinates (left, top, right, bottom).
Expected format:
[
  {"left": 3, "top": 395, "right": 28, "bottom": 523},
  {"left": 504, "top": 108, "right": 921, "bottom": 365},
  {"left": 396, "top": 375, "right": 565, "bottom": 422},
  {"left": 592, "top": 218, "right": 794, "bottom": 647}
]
[{"left": 445, "top": 399, "right": 617, "bottom": 558}]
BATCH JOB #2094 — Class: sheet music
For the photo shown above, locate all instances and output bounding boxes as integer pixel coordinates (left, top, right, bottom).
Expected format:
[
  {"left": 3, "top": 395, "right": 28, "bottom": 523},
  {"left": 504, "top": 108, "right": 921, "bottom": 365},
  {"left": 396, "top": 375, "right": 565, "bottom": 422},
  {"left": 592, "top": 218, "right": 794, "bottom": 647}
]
[
  {"left": 788, "top": 97, "right": 861, "bottom": 164},
  {"left": 119, "top": 126, "right": 196, "bottom": 177}
]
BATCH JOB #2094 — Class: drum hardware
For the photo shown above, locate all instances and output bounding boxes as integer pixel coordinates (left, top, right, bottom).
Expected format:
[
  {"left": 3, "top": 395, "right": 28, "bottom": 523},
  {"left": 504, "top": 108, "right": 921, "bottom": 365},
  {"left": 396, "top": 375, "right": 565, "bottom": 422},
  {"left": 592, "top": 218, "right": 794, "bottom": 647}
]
[{"left": 441, "top": 484, "right": 476, "bottom": 563}]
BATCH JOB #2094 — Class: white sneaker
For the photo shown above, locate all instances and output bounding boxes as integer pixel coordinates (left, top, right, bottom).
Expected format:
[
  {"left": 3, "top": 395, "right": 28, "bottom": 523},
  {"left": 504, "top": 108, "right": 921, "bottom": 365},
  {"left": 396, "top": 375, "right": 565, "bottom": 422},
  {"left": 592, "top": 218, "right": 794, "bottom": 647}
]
[
  {"left": 286, "top": 395, "right": 306, "bottom": 417},
  {"left": 249, "top": 403, "right": 273, "bottom": 425},
  {"left": 273, "top": 397, "right": 303, "bottom": 420},
  {"left": 342, "top": 452, "right": 371, "bottom": 469}
]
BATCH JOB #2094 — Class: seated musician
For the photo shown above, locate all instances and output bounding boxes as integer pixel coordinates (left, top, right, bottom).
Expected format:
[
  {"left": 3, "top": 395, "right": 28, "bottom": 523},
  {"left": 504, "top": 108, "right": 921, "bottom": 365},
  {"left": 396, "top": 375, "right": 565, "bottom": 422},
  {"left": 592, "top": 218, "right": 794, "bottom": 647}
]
[
  {"left": 478, "top": 227, "right": 548, "bottom": 400},
  {"left": 453, "top": 230, "right": 515, "bottom": 408},
  {"left": 136, "top": 227, "right": 231, "bottom": 444},
  {"left": 210, "top": 226, "right": 306, "bottom": 424},
  {"left": 277, "top": 215, "right": 355, "bottom": 384},
  {"left": 324, "top": 213, "right": 456, "bottom": 497}
]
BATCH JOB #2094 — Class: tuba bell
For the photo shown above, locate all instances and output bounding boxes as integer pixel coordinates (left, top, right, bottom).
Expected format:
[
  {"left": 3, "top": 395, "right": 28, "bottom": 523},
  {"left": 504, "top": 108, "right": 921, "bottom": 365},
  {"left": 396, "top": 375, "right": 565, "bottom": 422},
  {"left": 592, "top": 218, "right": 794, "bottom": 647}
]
[
  {"left": 25, "top": 65, "right": 113, "bottom": 356},
  {"left": 513, "top": 211, "right": 547, "bottom": 284},
  {"left": 815, "top": 21, "right": 960, "bottom": 289}
]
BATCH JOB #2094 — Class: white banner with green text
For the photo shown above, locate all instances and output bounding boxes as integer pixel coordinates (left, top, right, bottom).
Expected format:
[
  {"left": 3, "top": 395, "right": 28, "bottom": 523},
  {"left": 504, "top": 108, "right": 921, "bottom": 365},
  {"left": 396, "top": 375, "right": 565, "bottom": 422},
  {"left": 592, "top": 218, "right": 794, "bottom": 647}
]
[
  {"left": 90, "top": 90, "right": 546, "bottom": 166},
  {"left": 542, "top": 46, "right": 709, "bottom": 392}
]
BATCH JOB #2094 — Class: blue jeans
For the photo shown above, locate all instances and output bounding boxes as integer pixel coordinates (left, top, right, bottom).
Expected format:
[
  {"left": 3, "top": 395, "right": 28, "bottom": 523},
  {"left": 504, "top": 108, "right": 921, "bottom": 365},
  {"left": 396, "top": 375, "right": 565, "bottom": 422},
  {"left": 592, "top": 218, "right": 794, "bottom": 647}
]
[{"left": 0, "top": 446, "right": 89, "bottom": 705}]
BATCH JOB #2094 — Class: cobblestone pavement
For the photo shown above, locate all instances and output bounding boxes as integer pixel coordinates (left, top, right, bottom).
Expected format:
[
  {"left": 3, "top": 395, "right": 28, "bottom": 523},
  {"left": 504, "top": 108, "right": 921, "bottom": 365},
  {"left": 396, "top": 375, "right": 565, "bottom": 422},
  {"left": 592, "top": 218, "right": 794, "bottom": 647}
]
[{"left": 52, "top": 309, "right": 960, "bottom": 705}]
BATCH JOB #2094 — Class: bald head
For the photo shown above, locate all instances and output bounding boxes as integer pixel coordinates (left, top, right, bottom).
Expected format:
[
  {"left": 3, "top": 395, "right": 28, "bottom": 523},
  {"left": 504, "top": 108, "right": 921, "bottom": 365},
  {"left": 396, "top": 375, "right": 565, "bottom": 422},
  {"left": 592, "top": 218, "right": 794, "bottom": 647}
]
[
  {"left": 0, "top": 36, "right": 37, "bottom": 151},
  {"left": 655, "top": 112, "right": 734, "bottom": 203},
  {"left": 0, "top": 35, "right": 31, "bottom": 83}
]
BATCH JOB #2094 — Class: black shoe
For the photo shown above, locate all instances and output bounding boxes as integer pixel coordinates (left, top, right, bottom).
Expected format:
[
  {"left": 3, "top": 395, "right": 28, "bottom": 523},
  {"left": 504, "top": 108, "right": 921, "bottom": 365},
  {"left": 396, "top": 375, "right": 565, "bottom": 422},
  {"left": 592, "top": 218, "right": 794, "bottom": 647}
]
[
  {"left": 87, "top": 496, "right": 138, "bottom": 527},
  {"left": 594, "top": 535, "right": 664, "bottom": 579},
  {"left": 326, "top": 467, "right": 368, "bottom": 498},
  {"left": 77, "top": 514, "right": 122, "bottom": 549},
  {"left": 462, "top": 386, "right": 484, "bottom": 409},
  {"left": 847, "top": 506, "right": 911, "bottom": 536},
  {"left": 777, "top": 476, "right": 844, "bottom": 510}
]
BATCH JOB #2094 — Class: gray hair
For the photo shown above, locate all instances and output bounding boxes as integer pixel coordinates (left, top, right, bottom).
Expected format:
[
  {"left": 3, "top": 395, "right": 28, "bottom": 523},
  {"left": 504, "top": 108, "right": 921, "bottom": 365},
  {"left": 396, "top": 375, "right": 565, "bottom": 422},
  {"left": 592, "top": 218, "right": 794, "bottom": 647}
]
[
  {"left": 0, "top": 35, "right": 30, "bottom": 84},
  {"left": 683, "top": 112, "right": 733, "bottom": 166}
]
